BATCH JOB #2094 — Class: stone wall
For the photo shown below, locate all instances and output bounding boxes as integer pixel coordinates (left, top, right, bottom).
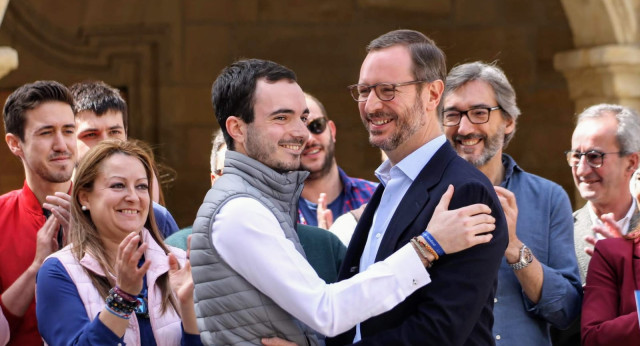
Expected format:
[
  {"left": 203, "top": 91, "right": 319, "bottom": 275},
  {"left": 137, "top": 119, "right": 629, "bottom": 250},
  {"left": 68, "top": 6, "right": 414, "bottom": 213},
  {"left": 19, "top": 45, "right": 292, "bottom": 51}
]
[{"left": 0, "top": 0, "right": 577, "bottom": 227}]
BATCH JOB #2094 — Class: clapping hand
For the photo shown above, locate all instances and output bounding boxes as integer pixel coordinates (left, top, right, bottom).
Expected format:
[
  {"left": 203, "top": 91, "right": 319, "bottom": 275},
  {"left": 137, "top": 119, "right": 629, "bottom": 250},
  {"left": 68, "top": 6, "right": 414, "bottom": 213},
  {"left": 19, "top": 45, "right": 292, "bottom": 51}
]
[
  {"left": 115, "top": 232, "right": 150, "bottom": 296},
  {"left": 43, "top": 192, "right": 72, "bottom": 244},
  {"left": 585, "top": 213, "right": 622, "bottom": 256},
  {"left": 317, "top": 193, "right": 334, "bottom": 229}
]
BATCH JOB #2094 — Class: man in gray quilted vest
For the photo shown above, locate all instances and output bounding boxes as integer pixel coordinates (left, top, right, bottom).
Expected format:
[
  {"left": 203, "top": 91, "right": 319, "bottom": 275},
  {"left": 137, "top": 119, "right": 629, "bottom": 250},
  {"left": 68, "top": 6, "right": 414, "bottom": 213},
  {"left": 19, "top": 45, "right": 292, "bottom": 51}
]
[{"left": 190, "top": 58, "right": 498, "bottom": 345}]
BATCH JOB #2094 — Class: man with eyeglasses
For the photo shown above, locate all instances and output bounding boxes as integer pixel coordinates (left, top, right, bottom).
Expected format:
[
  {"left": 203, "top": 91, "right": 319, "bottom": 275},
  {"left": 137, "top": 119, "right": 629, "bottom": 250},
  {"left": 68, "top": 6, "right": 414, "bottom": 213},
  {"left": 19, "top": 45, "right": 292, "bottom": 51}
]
[
  {"left": 328, "top": 30, "right": 508, "bottom": 346},
  {"left": 298, "top": 92, "right": 377, "bottom": 231},
  {"left": 548, "top": 104, "right": 640, "bottom": 346},
  {"left": 440, "top": 61, "right": 581, "bottom": 346},
  {"left": 568, "top": 104, "right": 640, "bottom": 283}
]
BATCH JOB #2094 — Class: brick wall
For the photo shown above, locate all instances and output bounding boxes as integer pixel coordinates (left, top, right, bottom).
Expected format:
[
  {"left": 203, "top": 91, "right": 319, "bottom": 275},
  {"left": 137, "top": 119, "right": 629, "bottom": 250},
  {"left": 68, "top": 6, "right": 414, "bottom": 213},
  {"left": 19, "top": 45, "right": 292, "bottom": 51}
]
[{"left": 0, "top": 0, "right": 577, "bottom": 227}]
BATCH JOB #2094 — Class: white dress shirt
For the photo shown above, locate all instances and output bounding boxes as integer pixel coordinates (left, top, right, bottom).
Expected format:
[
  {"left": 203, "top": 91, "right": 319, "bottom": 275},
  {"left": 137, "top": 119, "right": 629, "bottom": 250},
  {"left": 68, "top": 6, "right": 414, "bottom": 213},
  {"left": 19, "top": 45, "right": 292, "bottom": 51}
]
[{"left": 211, "top": 197, "right": 430, "bottom": 337}]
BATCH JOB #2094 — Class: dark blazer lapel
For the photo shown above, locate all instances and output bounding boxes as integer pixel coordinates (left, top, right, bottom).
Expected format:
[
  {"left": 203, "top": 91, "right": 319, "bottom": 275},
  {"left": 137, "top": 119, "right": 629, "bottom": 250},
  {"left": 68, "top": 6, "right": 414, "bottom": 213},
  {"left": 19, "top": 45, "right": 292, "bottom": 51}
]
[
  {"left": 375, "top": 143, "right": 456, "bottom": 261},
  {"left": 338, "top": 184, "right": 384, "bottom": 279}
]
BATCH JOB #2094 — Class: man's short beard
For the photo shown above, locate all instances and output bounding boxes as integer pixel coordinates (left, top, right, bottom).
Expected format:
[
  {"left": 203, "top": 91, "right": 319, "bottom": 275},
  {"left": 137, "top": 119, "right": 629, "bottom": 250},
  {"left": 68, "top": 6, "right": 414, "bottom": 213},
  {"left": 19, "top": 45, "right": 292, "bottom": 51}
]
[
  {"left": 452, "top": 125, "right": 505, "bottom": 168},
  {"left": 245, "top": 125, "right": 304, "bottom": 172},
  {"left": 302, "top": 139, "right": 336, "bottom": 180},
  {"left": 367, "top": 95, "right": 425, "bottom": 152}
]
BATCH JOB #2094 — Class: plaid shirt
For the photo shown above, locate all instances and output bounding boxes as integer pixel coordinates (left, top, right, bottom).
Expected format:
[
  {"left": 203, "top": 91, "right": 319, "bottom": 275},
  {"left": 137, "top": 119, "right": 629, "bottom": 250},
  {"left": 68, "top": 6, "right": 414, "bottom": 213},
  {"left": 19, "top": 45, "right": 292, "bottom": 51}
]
[{"left": 298, "top": 167, "right": 378, "bottom": 226}]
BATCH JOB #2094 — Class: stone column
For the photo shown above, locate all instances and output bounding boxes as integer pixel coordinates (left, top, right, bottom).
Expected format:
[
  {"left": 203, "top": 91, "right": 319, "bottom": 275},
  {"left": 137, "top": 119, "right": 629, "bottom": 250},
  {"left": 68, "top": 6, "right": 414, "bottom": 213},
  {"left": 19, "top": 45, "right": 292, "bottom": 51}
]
[
  {"left": 554, "top": 0, "right": 640, "bottom": 205},
  {"left": 0, "top": 0, "right": 18, "bottom": 79}
]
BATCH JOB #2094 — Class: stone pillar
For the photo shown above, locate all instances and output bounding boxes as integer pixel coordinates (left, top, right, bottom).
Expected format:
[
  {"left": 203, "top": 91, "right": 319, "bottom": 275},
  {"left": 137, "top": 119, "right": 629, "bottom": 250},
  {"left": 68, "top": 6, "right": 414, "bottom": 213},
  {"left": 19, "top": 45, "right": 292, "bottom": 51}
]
[
  {"left": 0, "top": 0, "right": 17, "bottom": 79},
  {"left": 554, "top": 0, "right": 640, "bottom": 205}
]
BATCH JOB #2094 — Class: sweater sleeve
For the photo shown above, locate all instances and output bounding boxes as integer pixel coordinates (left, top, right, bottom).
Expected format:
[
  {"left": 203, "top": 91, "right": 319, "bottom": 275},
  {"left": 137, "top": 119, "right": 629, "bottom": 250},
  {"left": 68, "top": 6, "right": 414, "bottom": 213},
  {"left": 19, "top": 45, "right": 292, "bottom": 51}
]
[{"left": 36, "top": 258, "right": 124, "bottom": 346}]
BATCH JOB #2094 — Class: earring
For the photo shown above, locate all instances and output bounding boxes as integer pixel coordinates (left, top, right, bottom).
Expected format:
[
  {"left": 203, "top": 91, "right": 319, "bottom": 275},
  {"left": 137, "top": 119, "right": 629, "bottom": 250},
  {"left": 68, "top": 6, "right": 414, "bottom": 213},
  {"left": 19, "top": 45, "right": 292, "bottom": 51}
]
[{"left": 81, "top": 205, "right": 87, "bottom": 211}]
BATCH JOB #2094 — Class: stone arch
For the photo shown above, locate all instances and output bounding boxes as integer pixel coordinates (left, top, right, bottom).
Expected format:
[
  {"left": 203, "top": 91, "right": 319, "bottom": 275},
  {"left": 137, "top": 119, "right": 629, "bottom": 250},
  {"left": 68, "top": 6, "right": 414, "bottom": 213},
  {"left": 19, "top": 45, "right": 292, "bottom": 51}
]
[{"left": 561, "top": 0, "right": 638, "bottom": 47}]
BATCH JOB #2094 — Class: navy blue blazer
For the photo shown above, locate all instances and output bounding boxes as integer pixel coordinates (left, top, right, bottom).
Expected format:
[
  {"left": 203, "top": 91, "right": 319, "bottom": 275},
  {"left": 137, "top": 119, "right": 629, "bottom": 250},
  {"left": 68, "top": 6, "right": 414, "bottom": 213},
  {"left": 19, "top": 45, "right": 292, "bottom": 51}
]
[{"left": 328, "top": 142, "right": 508, "bottom": 346}]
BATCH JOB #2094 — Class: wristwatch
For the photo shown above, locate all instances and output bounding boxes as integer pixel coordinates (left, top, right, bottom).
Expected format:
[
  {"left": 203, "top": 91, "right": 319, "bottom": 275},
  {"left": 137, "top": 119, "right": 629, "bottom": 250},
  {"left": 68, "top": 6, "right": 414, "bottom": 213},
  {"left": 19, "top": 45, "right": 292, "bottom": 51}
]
[{"left": 509, "top": 244, "right": 533, "bottom": 270}]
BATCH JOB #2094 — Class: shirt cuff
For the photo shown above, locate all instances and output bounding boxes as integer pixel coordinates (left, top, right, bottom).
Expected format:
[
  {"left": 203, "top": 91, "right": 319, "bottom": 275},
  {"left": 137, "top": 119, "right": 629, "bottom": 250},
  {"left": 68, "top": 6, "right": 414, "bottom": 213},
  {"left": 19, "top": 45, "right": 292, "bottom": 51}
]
[{"left": 384, "top": 243, "right": 431, "bottom": 290}]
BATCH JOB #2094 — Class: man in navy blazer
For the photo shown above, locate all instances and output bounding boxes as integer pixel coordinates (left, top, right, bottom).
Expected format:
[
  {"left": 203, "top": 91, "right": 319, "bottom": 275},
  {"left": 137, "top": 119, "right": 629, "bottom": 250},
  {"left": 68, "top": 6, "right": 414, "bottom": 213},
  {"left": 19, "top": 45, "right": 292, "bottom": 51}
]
[{"left": 328, "top": 30, "right": 508, "bottom": 345}]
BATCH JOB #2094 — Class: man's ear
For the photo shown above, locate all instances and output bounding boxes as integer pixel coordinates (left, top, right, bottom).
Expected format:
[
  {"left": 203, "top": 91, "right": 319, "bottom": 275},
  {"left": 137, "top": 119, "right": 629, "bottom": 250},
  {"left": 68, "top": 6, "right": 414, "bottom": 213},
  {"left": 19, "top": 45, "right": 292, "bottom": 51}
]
[
  {"left": 328, "top": 120, "right": 337, "bottom": 143},
  {"left": 504, "top": 115, "right": 516, "bottom": 136},
  {"left": 226, "top": 116, "right": 245, "bottom": 142},
  {"left": 424, "top": 80, "right": 444, "bottom": 112},
  {"left": 627, "top": 152, "right": 639, "bottom": 173},
  {"left": 5, "top": 133, "right": 24, "bottom": 159}
]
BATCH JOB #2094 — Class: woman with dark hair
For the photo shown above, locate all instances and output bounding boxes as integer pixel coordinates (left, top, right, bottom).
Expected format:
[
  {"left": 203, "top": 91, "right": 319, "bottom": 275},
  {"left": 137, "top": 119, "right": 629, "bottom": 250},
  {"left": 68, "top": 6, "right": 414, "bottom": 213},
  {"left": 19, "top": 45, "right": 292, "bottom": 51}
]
[
  {"left": 36, "top": 140, "right": 200, "bottom": 345},
  {"left": 582, "top": 172, "right": 640, "bottom": 345}
]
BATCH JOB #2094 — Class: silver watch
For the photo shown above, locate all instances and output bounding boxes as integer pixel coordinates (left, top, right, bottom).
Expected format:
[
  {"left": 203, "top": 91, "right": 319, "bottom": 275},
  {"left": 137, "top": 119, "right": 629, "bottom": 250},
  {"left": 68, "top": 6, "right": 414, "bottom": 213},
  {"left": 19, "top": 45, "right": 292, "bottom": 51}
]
[{"left": 509, "top": 244, "right": 533, "bottom": 270}]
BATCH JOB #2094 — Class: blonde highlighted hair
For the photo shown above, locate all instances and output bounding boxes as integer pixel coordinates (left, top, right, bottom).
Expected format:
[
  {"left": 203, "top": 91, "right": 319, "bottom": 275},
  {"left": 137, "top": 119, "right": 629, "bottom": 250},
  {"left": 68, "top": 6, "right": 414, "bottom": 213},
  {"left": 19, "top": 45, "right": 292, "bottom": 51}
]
[{"left": 71, "top": 139, "right": 176, "bottom": 312}]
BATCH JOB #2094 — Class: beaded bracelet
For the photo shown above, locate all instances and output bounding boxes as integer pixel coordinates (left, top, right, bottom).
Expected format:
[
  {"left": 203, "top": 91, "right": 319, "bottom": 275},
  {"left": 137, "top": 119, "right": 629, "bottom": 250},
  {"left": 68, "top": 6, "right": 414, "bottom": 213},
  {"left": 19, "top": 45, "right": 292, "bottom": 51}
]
[
  {"left": 105, "top": 304, "right": 131, "bottom": 320},
  {"left": 106, "top": 287, "right": 140, "bottom": 317},
  {"left": 410, "top": 238, "right": 432, "bottom": 268},
  {"left": 113, "top": 286, "right": 136, "bottom": 302},
  {"left": 421, "top": 230, "right": 445, "bottom": 257},
  {"left": 416, "top": 236, "right": 439, "bottom": 261}
]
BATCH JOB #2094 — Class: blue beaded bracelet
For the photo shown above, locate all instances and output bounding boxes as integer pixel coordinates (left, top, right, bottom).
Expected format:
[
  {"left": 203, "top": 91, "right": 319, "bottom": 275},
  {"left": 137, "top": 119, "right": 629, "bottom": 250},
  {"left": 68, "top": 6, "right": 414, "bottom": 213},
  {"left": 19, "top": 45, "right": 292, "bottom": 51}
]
[
  {"left": 105, "top": 305, "right": 131, "bottom": 320},
  {"left": 421, "top": 230, "right": 445, "bottom": 256}
]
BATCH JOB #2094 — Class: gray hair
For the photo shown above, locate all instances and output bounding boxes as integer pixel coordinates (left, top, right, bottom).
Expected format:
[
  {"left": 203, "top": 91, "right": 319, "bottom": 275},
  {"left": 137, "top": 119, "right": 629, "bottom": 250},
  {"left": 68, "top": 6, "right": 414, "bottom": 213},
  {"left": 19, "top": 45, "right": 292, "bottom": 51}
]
[
  {"left": 210, "top": 128, "right": 226, "bottom": 175},
  {"left": 577, "top": 104, "right": 640, "bottom": 154},
  {"left": 443, "top": 61, "right": 521, "bottom": 148}
]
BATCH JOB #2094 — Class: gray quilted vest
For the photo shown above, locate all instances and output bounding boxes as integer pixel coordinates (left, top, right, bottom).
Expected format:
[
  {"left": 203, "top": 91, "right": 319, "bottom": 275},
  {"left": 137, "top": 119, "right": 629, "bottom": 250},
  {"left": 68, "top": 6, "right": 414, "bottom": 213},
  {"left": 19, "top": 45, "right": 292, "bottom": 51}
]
[{"left": 191, "top": 151, "right": 322, "bottom": 346}]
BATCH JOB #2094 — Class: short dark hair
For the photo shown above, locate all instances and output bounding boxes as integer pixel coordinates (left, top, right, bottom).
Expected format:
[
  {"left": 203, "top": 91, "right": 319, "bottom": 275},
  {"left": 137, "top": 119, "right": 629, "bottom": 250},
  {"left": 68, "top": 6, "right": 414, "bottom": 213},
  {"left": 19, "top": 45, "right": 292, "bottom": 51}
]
[
  {"left": 69, "top": 80, "right": 128, "bottom": 135},
  {"left": 211, "top": 59, "right": 297, "bottom": 150},
  {"left": 3, "top": 80, "right": 75, "bottom": 141},
  {"left": 367, "top": 29, "right": 446, "bottom": 85}
]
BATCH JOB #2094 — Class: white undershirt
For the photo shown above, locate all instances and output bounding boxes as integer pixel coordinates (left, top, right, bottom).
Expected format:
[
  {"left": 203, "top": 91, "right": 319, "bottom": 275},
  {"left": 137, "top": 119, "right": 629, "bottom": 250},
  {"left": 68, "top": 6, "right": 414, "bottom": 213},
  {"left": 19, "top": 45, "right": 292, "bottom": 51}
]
[{"left": 211, "top": 197, "right": 430, "bottom": 337}]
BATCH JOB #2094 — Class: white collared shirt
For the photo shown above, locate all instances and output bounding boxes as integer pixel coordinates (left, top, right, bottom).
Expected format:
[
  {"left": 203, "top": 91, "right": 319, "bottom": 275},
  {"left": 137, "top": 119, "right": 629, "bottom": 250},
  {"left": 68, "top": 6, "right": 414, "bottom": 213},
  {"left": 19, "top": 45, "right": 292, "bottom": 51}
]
[{"left": 359, "top": 135, "right": 447, "bottom": 273}]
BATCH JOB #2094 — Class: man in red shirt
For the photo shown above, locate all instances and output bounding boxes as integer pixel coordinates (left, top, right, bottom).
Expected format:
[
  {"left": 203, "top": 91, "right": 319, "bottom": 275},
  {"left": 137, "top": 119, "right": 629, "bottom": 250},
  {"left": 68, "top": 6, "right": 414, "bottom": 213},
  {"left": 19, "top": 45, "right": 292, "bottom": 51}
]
[{"left": 0, "top": 80, "right": 76, "bottom": 345}]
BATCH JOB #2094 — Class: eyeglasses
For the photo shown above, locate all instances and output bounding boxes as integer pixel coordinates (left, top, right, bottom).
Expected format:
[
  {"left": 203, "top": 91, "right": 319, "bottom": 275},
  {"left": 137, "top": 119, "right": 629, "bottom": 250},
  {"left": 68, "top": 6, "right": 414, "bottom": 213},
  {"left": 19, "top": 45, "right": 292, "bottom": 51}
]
[
  {"left": 442, "top": 106, "right": 502, "bottom": 127},
  {"left": 347, "top": 80, "right": 428, "bottom": 102},
  {"left": 565, "top": 150, "right": 622, "bottom": 168},
  {"left": 307, "top": 117, "right": 327, "bottom": 134}
]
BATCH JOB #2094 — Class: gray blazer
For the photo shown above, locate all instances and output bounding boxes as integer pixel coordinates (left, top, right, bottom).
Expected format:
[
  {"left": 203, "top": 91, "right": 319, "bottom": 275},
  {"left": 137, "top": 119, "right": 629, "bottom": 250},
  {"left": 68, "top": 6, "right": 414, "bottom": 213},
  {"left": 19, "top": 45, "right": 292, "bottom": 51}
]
[{"left": 573, "top": 204, "right": 640, "bottom": 284}]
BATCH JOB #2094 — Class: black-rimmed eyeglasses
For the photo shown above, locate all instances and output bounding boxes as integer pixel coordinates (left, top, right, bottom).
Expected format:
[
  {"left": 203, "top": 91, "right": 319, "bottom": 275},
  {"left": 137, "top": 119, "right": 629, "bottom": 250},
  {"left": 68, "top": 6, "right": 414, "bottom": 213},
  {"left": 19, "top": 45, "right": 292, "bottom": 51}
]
[
  {"left": 347, "top": 80, "right": 428, "bottom": 102},
  {"left": 565, "top": 150, "right": 622, "bottom": 168},
  {"left": 307, "top": 117, "right": 327, "bottom": 135},
  {"left": 442, "top": 106, "right": 502, "bottom": 127}
]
